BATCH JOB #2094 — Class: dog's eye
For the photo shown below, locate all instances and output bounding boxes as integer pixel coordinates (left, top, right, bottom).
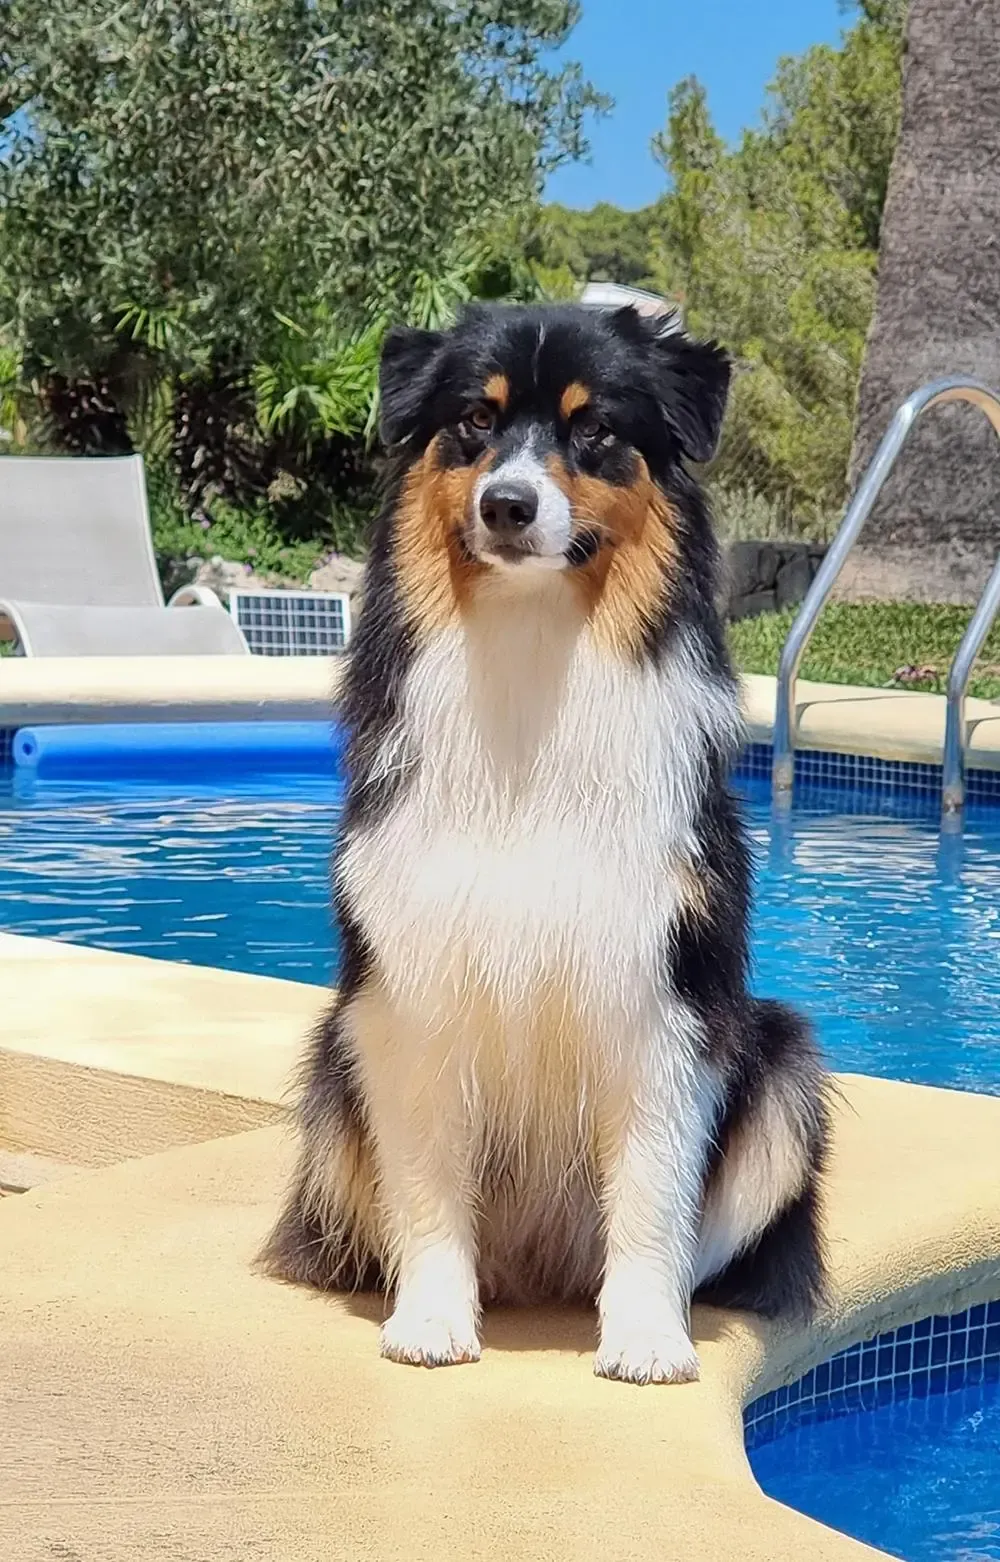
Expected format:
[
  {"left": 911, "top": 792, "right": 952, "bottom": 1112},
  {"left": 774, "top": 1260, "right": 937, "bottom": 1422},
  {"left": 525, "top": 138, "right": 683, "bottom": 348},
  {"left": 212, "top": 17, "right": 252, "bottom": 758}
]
[
  {"left": 461, "top": 405, "right": 494, "bottom": 435},
  {"left": 575, "top": 412, "right": 610, "bottom": 444}
]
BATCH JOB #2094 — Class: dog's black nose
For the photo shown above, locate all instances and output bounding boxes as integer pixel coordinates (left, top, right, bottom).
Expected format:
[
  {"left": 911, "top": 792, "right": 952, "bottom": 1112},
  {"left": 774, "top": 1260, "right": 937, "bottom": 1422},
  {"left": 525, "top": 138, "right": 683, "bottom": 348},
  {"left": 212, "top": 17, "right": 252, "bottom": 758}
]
[{"left": 479, "top": 480, "right": 538, "bottom": 532}]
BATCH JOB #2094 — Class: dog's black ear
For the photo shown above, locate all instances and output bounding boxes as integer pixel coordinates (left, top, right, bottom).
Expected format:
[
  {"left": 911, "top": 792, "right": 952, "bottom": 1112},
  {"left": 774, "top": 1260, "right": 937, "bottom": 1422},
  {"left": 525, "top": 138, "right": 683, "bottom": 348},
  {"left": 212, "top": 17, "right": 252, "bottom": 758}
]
[
  {"left": 378, "top": 326, "right": 446, "bottom": 447},
  {"left": 647, "top": 327, "right": 731, "bottom": 464},
  {"left": 608, "top": 308, "right": 730, "bottom": 464}
]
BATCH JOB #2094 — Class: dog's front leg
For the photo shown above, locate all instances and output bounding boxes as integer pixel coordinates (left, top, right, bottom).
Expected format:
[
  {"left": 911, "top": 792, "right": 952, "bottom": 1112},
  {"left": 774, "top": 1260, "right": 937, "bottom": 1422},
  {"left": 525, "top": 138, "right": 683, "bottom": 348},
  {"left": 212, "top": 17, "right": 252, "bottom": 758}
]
[
  {"left": 356, "top": 997, "right": 481, "bottom": 1368},
  {"left": 594, "top": 1005, "right": 717, "bottom": 1385}
]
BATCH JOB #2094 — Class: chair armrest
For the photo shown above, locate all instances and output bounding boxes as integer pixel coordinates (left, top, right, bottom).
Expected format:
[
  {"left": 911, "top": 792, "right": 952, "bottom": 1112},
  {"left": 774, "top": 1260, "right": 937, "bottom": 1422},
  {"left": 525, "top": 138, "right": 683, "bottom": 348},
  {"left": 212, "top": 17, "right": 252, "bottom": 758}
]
[{"left": 168, "top": 583, "right": 224, "bottom": 610}]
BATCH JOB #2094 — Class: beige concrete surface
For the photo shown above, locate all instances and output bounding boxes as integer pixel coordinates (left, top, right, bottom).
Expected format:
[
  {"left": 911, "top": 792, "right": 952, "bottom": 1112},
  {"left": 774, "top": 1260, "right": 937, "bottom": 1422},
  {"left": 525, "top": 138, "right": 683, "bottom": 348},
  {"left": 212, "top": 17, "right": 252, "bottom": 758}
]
[
  {"left": 742, "top": 672, "right": 1000, "bottom": 769},
  {"left": 0, "top": 933, "right": 325, "bottom": 1163},
  {"left": 1, "top": 1074, "right": 998, "bottom": 1562},
  {"left": 0, "top": 653, "right": 345, "bottom": 725},
  {"left": 0, "top": 1146, "right": 84, "bottom": 1191}
]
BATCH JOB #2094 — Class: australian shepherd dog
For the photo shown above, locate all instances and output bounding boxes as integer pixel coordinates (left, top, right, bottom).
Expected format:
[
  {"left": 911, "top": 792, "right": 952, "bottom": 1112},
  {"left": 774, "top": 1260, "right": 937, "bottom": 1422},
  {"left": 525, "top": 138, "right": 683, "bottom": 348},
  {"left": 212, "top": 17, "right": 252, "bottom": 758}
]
[{"left": 260, "top": 302, "right": 829, "bottom": 1385}]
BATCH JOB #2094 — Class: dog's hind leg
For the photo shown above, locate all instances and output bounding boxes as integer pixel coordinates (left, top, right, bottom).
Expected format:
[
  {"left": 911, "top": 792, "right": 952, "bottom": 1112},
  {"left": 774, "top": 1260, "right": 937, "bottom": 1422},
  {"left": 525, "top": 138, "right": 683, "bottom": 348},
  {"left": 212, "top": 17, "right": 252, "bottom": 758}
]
[
  {"left": 694, "top": 999, "right": 829, "bottom": 1320},
  {"left": 257, "top": 995, "right": 385, "bottom": 1293}
]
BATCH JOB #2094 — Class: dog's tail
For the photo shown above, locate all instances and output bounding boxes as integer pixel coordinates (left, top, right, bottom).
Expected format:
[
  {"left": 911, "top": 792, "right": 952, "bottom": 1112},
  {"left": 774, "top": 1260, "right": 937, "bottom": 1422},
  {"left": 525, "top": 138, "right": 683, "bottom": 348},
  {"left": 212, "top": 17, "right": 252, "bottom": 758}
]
[{"left": 695, "top": 998, "right": 830, "bottom": 1320}]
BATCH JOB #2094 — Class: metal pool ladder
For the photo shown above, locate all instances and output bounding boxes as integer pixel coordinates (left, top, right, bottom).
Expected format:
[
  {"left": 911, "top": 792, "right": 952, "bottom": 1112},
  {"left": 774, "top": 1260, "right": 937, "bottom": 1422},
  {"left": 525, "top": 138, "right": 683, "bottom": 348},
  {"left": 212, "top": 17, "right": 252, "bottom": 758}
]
[{"left": 771, "top": 377, "right": 1000, "bottom": 819}]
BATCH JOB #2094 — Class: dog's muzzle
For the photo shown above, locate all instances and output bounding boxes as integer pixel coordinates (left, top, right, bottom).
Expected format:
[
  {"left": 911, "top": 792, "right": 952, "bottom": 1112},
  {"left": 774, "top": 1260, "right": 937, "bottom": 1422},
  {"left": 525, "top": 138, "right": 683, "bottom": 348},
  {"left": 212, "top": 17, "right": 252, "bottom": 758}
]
[
  {"left": 479, "top": 479, "right": 538, "bottom": 542},
  {"left": 470, "top": 451, "right": 575, "bottom": 569}
]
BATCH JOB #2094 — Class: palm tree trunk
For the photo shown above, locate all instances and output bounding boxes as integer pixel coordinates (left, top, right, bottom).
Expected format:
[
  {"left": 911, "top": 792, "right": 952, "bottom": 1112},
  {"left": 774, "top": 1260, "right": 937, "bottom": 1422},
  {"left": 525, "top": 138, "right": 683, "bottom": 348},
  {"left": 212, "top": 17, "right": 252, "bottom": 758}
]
[{"left": 846, "top": 0, "right": 1000, "bottom": 603}]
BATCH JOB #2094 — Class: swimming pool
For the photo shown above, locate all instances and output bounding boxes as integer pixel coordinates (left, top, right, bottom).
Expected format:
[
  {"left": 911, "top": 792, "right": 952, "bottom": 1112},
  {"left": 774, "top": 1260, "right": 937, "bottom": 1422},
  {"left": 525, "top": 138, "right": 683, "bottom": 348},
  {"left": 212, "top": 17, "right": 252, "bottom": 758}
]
[
  {"left": 746, "top": 1303, "right": 1000, "bottom": 1562},
  {"left": 1, "top": 766, "right": 998, "bottom": 1095}
]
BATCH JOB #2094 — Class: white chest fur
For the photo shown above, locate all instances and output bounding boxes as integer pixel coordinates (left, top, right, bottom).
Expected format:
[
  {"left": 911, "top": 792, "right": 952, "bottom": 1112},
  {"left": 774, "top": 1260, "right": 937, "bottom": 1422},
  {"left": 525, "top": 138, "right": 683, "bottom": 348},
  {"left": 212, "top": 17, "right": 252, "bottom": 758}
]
[{"left": 339, "top": 576, "right": 738, "bottom": 1038}]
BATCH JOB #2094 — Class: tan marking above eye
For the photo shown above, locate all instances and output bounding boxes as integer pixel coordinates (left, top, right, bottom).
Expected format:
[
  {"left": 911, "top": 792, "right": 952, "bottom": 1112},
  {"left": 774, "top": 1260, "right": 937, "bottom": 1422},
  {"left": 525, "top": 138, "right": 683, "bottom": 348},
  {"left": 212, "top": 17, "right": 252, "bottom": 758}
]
[
  {"left": 483, "top": 373, "right": 509, "bottom": 410},
  {"left": 559, "top": 381, "right": 591, "bottom": 420}
]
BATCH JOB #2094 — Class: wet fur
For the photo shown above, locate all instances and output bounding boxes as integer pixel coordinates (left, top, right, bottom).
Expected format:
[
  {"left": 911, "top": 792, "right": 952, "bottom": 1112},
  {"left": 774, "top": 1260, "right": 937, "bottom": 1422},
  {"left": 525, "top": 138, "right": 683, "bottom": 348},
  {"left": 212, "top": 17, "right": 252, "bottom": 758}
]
[{"left": 260, "top": 303, "right": 829, "bottom": 1381}]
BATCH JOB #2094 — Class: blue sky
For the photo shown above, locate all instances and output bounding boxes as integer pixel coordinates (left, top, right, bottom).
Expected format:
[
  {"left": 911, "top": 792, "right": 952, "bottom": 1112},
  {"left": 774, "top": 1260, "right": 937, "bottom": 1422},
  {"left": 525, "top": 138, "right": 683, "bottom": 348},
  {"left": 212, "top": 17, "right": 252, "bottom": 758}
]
[{"left": 546, "top": 0, "right": 848, "bottom": 209}]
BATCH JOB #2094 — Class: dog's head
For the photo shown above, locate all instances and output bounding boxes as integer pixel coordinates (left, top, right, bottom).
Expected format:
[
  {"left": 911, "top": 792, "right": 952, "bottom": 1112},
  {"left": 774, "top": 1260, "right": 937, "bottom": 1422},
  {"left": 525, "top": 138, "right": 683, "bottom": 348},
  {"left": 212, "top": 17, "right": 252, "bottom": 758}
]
[{"left": 377, "top": 303, "right": 730, "bottom": 643}]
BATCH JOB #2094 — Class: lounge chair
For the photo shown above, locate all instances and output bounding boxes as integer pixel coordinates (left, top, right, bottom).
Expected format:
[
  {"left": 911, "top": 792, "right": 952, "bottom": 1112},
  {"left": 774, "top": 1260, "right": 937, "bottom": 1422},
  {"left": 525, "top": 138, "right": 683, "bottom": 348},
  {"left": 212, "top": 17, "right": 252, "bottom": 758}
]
[{"left": 0, "top": 454, "right": 249, "bottom": 655}]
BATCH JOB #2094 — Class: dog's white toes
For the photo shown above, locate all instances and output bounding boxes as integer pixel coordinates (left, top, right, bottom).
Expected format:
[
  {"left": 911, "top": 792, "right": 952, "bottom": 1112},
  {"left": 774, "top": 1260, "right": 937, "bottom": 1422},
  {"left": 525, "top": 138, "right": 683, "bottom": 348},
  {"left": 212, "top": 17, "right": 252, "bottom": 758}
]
[
  {"left": 594, "top": 1323, "right": 700, "bottom": 1386},
  {"left": 380, "top": 1307, "right": 481, "bottom": 1368}
]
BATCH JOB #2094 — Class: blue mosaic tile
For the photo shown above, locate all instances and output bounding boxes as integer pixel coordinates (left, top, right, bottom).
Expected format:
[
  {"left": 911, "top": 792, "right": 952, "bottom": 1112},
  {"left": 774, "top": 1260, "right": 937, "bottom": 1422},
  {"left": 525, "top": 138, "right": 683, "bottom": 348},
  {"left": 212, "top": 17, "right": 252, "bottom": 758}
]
[
  {"left": 743, "top": 1296, "right": 1000, "bottom": 1451},
  {"left": 0, "top": 728, "right": 13, "bottom": 770},
  {"left": 732, "top": 738, "right": 1000, "bottom": 809}
]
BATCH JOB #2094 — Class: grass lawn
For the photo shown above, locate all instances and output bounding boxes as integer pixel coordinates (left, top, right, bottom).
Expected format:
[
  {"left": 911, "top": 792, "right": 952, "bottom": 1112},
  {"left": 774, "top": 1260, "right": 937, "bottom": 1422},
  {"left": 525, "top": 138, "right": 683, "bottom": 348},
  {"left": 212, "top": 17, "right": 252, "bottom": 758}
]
[{"left": 729, "top": 602, "right": 1000, "bottom": 702}]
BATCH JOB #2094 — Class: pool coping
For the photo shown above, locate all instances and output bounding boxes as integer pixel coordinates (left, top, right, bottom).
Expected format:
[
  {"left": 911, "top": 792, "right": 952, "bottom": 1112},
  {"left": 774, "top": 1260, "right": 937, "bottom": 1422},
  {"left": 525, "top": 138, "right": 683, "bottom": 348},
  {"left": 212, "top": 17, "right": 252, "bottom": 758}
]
[
  {"left": 0, "top": 933, "right": 322, "bottom": 1166},
  {"left": 2, "top": 656, "right": 1000, "bottom": 773},
  {"left": 2, "top": 934, "right": 999, "bottom": 1559}
]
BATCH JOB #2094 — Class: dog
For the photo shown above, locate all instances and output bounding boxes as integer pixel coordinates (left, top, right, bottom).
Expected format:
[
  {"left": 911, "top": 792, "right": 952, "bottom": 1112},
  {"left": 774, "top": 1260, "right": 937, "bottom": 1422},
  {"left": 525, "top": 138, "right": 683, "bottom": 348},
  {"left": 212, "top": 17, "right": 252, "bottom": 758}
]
[{"left": 260, "top": 302, "right": 829, "bottom": 1385}]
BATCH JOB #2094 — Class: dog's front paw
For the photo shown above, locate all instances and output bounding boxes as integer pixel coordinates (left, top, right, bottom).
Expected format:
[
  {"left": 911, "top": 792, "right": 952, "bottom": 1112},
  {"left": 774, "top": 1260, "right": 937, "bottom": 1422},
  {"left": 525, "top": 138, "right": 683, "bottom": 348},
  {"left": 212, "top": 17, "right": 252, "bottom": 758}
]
[
  {"left": 380, "top": 1303, "right": 481, "bottom": 1368},
  {"left": 594, "top": 1319, "right": 700, "bottom": 1386}
]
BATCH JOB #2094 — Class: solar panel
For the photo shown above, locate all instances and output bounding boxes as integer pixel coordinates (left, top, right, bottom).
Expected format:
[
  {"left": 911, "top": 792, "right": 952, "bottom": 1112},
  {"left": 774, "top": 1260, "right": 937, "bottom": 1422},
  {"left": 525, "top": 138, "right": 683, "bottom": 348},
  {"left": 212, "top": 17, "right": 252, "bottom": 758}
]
[{"left": 227, "top": 589, "right": 352, "bottom": 656}]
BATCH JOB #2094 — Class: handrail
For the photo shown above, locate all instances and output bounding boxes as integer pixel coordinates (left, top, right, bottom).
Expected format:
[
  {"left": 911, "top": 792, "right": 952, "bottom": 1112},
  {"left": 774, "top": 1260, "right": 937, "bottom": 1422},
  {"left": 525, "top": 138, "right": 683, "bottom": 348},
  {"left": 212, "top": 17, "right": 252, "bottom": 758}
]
[
  {"left": 772, "top": 376, "right": 1000, "bottom": 812},
  {"left": 942, "top": 547, "right": 1000, "bottom": 815}
]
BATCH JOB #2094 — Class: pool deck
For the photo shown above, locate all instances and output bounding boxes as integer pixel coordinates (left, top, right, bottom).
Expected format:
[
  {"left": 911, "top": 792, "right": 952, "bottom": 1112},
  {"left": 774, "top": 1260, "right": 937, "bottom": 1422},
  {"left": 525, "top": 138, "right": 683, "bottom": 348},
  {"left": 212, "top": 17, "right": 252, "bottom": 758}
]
[
  {"left": 2, "top": 933, "right": 1000, "bottom": 1561},
  {"left": 3, "top": 654, "right": 1000, "bottom": 769}
]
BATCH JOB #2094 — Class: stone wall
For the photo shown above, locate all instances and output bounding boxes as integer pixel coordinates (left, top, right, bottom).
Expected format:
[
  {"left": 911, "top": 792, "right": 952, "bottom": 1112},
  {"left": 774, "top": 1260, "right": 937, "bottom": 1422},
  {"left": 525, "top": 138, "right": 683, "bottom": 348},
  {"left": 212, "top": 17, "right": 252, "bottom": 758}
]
[{"left": 724, "top": 541, "right": 826, "bottom": 621}]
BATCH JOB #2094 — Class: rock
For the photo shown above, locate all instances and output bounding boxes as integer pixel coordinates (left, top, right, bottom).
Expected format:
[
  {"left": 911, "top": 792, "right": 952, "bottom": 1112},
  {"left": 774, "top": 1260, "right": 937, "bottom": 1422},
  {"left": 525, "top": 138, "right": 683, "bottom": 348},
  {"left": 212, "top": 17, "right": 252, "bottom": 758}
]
[
  {"left": 754, "top": 543, "right": 781, "bottom": 592},
  {"left": 726, "top": 542, "right": 766, "bottom": 600},
  {"left": 724, "top": 541, "right": 824, "bottom": 620},
  {"left": 775, "top": 551, "right": 814, "bottom": 611},
  {"left": 192, "top": 555, "right": 277, "bottom": 597},
  {"left": 730, "top": 589, "right": 777, "bottom": 621},
  {"left": 309, "top": 554, "right": 366, "bottom": 617}
]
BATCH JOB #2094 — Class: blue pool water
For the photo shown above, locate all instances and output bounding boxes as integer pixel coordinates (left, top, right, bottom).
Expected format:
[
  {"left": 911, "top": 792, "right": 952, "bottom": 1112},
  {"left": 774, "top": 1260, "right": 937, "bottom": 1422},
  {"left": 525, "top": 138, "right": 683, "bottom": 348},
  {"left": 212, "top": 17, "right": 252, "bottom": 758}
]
[
  {"left": 1, "top": 769, "right": 998, "bottom": 1094},
  {"left": 750, "top": 1365, "right": 1000, "bottom": 1561}
]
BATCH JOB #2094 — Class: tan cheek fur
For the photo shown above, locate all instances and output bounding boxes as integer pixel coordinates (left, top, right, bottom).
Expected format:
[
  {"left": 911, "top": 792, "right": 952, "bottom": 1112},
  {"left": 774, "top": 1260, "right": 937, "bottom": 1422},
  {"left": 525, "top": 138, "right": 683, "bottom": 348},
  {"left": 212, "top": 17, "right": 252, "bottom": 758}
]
[
  {"left": 547, "top": 453, "right": 680, "bottom": 659},
  {"left": 395, "top": 440, "right": 492, "bottom": 635}
]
